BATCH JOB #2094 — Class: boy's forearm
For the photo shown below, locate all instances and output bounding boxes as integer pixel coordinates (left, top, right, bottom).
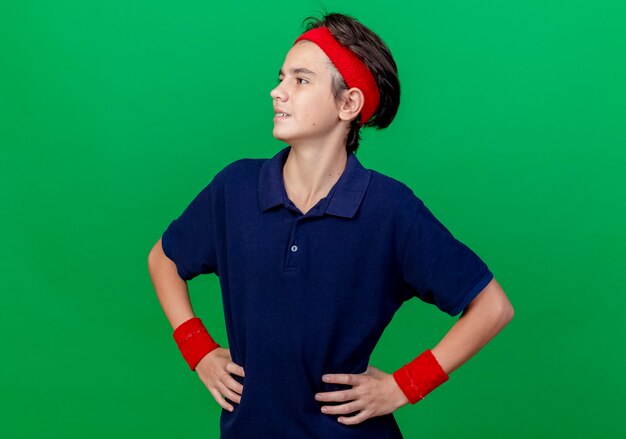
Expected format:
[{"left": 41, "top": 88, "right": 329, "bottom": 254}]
[
  {"left": 431, "top": 277, "right": 514, "bottom": 375},
  {"left": 148, "top": 238, "right": 196, "bottom": 329}
]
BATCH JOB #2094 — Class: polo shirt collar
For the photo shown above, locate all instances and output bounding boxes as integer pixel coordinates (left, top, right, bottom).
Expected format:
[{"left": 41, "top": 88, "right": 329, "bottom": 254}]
[{"left": 258, "top": 146, "right": 371, "bottom": 218}]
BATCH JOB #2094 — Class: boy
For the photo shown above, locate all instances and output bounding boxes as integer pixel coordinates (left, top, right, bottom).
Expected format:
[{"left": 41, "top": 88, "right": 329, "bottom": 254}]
[{"left": 148, "top": 12, "right": 514, "bottom": 439}]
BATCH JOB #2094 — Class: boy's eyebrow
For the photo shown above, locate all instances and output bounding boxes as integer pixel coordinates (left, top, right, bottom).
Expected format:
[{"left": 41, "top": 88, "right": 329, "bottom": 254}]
[{"left": 278, "top": 67, "right": 317, "bottom": 76}]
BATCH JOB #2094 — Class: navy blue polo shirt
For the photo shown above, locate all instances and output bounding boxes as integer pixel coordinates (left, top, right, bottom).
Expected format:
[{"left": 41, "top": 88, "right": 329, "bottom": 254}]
[{"left": 162, "top": 145, "right": 494, "bottom": 438}]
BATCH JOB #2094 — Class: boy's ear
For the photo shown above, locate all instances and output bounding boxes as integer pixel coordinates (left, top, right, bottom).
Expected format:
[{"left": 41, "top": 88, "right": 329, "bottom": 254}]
[{"left": 338, "top": 88, "right": 365, "bottom": 123}]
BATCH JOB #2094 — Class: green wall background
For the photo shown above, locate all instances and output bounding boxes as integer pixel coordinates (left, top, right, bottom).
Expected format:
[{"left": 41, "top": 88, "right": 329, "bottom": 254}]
[{"left": 1, "top": 0, "right": 624, "bottom": 437}]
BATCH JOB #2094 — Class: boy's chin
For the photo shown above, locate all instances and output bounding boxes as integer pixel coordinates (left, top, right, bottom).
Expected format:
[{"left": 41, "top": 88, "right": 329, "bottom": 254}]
[
  {"left": 272, "top": 133, "right": 288, "bottom": 143},
  {"left": 272, "top": 127, "right": 321, "bottom": 145},
  {"left": 272, "top": 129, "right": 297, "bottom": 143}
]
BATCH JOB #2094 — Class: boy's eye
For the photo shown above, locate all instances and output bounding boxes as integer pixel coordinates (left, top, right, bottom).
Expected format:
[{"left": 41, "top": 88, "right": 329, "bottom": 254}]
[{"left": 276, "top": 77, "right": 308, "bottom": 84}]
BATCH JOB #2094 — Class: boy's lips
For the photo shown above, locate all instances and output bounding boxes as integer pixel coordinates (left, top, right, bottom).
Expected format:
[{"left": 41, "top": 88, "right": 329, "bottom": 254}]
[{"left": 274, "top": 108, "right": 292, "bottom": 120}]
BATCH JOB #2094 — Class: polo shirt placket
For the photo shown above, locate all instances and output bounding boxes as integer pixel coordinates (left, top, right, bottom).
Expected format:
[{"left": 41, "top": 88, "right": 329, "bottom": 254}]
[{"left": 279, "top": 178, "right": 339, "bottom": 273}]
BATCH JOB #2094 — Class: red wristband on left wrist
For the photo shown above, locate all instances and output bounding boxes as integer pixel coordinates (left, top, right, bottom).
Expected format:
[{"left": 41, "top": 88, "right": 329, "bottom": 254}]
[{"left": 392, "top": 349, "right": 449, "bottom": 404}]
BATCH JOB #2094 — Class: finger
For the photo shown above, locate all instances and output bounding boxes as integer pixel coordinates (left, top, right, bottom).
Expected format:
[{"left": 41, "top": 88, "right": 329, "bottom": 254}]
[
  {"left": 321, "top": 400, "right": 363, "bottom": 416},
  {"left": 216, "top": 380, "right": 242, "bottom": 404},
  {"left": 226, "top": 362, "right": 246, "bottom": 378},
  {"left": 323, "top": 373, "right": 362, "bottom": 386},
  {"left": 208, "top": 386, "right": 234, "bottom": 412},
  {"left": 338, "top": 409, "right": 371, "bottom": 426},
  {"left": 224, "top": 374, "right": 244, "bottom": 395},
  {"left": 315, "top": 389, "right": 355, "bottom": 402}
]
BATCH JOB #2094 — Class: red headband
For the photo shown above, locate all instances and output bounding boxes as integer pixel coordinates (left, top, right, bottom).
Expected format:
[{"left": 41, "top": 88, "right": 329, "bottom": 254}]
[{"left": 294, "top": 26, "right": 380, "bottom": 126}]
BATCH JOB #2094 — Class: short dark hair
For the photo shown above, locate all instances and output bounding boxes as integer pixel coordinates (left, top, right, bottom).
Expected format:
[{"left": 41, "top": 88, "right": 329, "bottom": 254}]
[{"left": 300, "top": 11, "right": 401, "bottom": 154}]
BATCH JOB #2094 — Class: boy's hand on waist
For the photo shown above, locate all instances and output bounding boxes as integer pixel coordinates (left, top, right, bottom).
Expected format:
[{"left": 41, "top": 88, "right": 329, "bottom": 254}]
[
  {"left": 196, "top": 347, "right": 245, "bottom": 413},
  {"left": 314, "top": 365, "right": 409, "bottom": 425}
]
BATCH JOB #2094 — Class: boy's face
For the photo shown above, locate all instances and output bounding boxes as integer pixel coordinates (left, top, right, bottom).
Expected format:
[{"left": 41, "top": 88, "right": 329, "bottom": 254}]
[{"left": 270, "top": 40, "right": 345, "bottom": 145}]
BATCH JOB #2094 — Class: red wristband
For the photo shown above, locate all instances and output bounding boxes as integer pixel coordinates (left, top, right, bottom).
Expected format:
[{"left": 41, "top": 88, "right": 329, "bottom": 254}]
[
  {"left": 172, "top": 317, "right": 220, "bottom": 371},
  {"left": 392, "top": 349, "right": 449, "bottom": 404}
]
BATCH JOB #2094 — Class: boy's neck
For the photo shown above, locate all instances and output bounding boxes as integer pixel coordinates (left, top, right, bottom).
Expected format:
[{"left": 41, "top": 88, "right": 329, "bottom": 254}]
[{"left": 282, "top": 143, "right": 348, "bottom": 212}]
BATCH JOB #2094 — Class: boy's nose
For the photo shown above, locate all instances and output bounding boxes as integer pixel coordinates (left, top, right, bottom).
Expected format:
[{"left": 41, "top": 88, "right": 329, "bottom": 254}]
[{"left": 270, "top": 84, "right": 287, "bottom": 101}]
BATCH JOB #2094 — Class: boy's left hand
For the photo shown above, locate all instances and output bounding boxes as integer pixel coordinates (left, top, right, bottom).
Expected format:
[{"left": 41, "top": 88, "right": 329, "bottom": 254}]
[{"left": 315, "top": 365, "right": 409, "bottom": 425}]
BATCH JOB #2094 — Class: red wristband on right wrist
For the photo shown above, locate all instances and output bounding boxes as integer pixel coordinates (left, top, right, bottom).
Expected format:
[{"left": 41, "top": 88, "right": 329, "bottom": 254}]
[
  {"left": 392, "top": 349, "right": 449, "bottom": 404},
  {"left": 173, "top": 317, "right": 220, "bottom": 371}
]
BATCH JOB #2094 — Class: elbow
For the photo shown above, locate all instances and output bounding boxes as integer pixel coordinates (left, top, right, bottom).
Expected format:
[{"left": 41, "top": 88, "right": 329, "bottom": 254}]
[
  {"left": 147, "top": 238, "right": 163, "bottom": 272},
  {"left": 498, "top": 295, "right": 514, "bottom": 327},
  {"left": 503, "top": 301, "right": 514, "bottom": 324},
  {"left": 147, "top": 249, "right": 156, "bottom": 275},
  {"left": 487, "top": 277, "right": 514, "bottom": 325},
  {"left": 476, "top": 279, "right": 515, "bottom": 327}
]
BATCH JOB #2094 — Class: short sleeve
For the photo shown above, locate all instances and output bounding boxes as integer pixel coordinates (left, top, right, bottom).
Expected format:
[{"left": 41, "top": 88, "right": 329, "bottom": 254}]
[
  {"left": 161, "top": 180, "right": 219, "bottom": 281},
  {"left": 400, "top": 198, "right": 494, "bottom": 316}
]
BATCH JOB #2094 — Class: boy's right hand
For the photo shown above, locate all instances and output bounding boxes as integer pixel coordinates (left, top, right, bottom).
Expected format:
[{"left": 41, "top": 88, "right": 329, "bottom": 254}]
[{"left": 195, "top": 347, "right": 245, "bottom": 412}]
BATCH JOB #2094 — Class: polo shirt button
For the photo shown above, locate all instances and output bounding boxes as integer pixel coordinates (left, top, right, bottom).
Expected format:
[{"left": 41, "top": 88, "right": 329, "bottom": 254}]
[{"left": 291, "top": 245, "right": 298, "bottom": 252}]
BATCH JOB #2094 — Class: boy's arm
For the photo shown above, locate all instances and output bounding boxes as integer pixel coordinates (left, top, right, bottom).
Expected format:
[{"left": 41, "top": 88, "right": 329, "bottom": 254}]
[
  {"left": 431, "top": 277, "right": 514, "bottom": 375},
  {"left": 147, "top": 237, "right": 196, "bottom": 329},
  {"left": 312, "top": 277, "right": 513, "bottom": 423},
  {"left": 148, "top": 238, "right": 245, "bottom": 411}
]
